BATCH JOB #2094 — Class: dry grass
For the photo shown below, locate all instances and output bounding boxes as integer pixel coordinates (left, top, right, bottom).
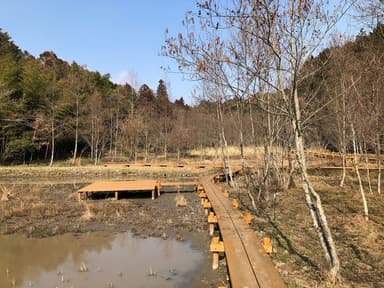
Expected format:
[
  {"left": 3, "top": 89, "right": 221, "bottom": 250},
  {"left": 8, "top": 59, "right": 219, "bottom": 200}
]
[
  {"left": 0, "top": 184, "right": 14, "bottom": 202},
  {"left": 188, "top": 145, "right": 286, "bottom": 161},
  {"left": 81, "top": 202, "right": 95, "bottom": 221},
  {"left": 236, "top": 169, "right": 384, "bottom": 288},
  {"left": 188, "top": 145, "right": 260, "bottom": 158},
  {"left": 175, "top": 194, "right": 187, "bottom": 207}
]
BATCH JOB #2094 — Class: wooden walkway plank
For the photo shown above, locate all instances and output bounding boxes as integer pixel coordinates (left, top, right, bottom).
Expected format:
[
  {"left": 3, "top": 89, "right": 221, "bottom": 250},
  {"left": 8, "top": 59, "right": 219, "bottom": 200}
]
[
  {"left": 159, "top": 182, "right": 197, "bottom": 193},
  {"left": 78, "top": 180, "right": 197, "bottom": 200},
  {"left": 78, "top": 180, "right": 158, "bottom": 200},
  {"left": 78, "top": 180, "right": 158, "bottom": 192},
  {"left": 200, "top": 176, "right": 286, "bottom": 288}
]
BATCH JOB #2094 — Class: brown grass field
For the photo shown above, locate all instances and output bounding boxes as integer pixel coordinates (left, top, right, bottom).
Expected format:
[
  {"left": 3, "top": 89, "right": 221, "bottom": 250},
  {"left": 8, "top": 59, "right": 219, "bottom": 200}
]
[{"left": 0, "top": 152, "right": 383, "bottom": 287}]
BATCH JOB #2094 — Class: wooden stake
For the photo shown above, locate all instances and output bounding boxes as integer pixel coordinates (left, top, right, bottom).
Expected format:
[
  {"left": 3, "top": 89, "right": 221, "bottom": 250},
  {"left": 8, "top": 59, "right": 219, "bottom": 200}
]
[
  {"left": 244, "top": 211, "right": 252, "bottom": 224},
  {"left": 212, "top": 252, "right": 219, "bottom": 270},
  {"left": 210, "top": 236, "right": 224, "bottom": 270},
  {"left": 209, "top": 223, "right": 215, "bottom": 236}
]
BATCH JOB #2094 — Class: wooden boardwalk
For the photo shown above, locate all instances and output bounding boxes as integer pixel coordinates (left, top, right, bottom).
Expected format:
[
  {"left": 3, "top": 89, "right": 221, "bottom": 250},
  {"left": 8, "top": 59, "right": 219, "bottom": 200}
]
[
  {"left": 200, "top": 176, "right": 286, "bottom": 288},
  {"left": 77, "top": 180, "right": 197, "bottom": 200},
  {"left": 159, "top": 181, "right": 197, "bottom": 193},
  {"left": 78, "top": 180, "right": 159, "bottom": 200},
  {"left": 76, "top": 168, "right": 287, "bottom": 286}
]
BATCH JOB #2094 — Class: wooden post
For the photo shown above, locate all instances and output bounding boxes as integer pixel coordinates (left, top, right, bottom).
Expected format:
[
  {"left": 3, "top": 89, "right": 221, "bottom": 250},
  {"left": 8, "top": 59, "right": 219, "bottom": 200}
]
[
  {"left": 210, "top": 236, "right": 224, "bottom": 270},
  {"left": 263, "top": 237, "right": 273, "bottom": 254},
  {"left": 208, "top": 212, "right": 218, "bottom": 236},
  {"left": 244, "top": 211, "right": 252, "bottom": 225},
  {"left": 212, "top": 252, "right": 219, "bottom": 270},
  {"left": 115, "top": 191, "right": 119, "bottom": 200},
  {"left": 151, "top": 189, "right": 155, "bottom": 200},
  {"left": 157, "top": 181, "right": 161, "bottom": 197},
  {"left": 203, "top": 199, "right": 212, "bottom": 216},
  {"left": 209, "top": 224, "right": 215, "bottom": 236}
]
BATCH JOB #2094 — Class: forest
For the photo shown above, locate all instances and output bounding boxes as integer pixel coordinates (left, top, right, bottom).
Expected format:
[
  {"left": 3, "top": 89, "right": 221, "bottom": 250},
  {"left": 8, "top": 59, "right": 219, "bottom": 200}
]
[{"left": 0, "top": 23, "right": 382, "bottom": 166}]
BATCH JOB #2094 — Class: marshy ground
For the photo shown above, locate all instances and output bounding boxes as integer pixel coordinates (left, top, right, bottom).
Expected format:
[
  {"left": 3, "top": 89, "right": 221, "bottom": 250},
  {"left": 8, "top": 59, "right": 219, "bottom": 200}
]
[
  {"left": 0, "top": 165, "right": 228, "bottom": 287},
  {"left": 0, "top": 163, "right": 383, "bottom": 287}
]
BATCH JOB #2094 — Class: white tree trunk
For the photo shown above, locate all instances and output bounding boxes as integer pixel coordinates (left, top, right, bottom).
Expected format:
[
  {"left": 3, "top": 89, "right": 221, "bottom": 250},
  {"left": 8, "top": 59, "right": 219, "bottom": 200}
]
[
  {"left": 292, "top": 88, "right": 340, "bottom": 280},
  {"left": 72, "top": 97, "right": 79, "bottom": 165},
  {"left": 351, "top": 123, "right": 369, "bottom": 221},
  {"left": 49, "top": 118, "right": 55, "bottom": 167},
  {"left": 217, "top": 101, "right": 233, "bottom": 185},
  {"left": 339, "top": 93, "right": 347, "bottom": 187},
  {"left": 237, "top": 100, "right": 256, "bottom": 210},
  {"left": 363, "top": 142, "right": 373, "bottom": 194}
]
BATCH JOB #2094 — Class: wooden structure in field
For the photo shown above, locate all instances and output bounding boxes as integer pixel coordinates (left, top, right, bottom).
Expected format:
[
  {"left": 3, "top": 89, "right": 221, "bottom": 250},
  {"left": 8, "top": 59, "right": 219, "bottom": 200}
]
[
  {"left": 200, "top": 176, "right": 286, "bottom": 288},
  {"left": 77, "top": 164, "right": 287, "bottom": 287},
  {"left": 78, "top": 180, "right": 159, "bottom": 200},
  {"left": 77, "top": 180, "right": 197, "bottom": 201}
]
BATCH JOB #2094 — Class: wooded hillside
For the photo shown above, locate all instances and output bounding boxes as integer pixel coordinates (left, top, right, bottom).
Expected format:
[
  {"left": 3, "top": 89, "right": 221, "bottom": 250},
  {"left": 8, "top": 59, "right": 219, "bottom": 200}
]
[{"left": 0, "top": 24, "right": 382, "bottom": 165}]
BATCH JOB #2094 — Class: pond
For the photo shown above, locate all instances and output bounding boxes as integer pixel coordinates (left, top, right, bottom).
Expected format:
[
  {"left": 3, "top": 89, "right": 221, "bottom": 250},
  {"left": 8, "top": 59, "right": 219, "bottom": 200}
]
[{"left": 0, "top": 232, "right": 204, "bottom": 288}]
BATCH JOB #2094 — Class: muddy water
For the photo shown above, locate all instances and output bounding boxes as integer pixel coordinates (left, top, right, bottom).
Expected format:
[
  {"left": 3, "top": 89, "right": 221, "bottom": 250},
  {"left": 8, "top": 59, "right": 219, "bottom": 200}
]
[{"left": 0, "top": 232, "right": 204, "bottom": 288}]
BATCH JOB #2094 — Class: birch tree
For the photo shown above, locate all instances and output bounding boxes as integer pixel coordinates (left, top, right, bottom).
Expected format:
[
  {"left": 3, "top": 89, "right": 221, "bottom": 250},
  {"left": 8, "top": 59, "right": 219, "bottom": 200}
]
[{"left": 164, "top": 0, "right": 355, "bottom": 280}]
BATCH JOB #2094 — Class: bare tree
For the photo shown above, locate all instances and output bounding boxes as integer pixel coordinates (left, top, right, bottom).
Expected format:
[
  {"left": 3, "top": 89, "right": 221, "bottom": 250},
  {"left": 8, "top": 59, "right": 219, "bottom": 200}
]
[{"left": 164, "top": 0, "right": 356, "bottom": 280}]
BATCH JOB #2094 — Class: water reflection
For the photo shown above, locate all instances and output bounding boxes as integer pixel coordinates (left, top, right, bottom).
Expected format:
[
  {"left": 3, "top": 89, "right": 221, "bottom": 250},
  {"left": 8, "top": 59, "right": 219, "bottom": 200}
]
[{"left": 0, "top": 232, "right": 204, "bottom": 288}]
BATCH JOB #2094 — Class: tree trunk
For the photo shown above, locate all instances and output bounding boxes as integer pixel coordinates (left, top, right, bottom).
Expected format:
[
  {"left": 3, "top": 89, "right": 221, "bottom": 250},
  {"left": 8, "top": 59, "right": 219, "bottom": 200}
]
[
  {"left": 49, "top": 118, "right": 55, "bottom": 167},
  {"left": 237, "top": 99, "right": 256, "bottom": 210},
  {"left": 144, "top": 130, "right": 149, "bottom": 162},
  {"left": 339, "top": 92, "right": 347, "bottom": 187},
  {"left": 114, "top": 107, "right": 120, "bottom": 161},
  {"left": 292, "top": 87, "right": 340, "bottom": 280},
  {"left": 72, "top": 97, "right": 79, "bottom": 165},
  {"left": 287, "top": 141, "right": 296, "bottom": 189},
  {"left": 248, "top": 99, "right": 264, "bottom": 199},
  {"left": 217, "top": 100, "right": 233, "bottom": 185},
  {"left": 164, "top": 120, "right": 168, "bottom": 161},
  {"left": 90, "top": 119, "right": 94, "bottom": 160},
  {"left": 109, "top": 113, "right": 113, "bottom": 156},
  {"left": 363, "top": 142, "right": 373, "bottom": 194},
  {"left": 377, "top": 132, "right": 381, "bottom": 194},
  {"left": 351, "top": 123, "right": 369, "bottom": 221}
]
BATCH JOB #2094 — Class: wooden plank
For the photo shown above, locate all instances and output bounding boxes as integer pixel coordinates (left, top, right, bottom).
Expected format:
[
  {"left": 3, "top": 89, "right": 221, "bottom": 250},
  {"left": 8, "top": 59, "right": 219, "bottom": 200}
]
[
  {"left": 160, "top": 182, "right": 197, "bottom": 192},
  {"left": 78, "top": 180, "right": 157, "bottom": 192},
  {"left": 200, "top": 177, "right": 286, "bottom": 288}
]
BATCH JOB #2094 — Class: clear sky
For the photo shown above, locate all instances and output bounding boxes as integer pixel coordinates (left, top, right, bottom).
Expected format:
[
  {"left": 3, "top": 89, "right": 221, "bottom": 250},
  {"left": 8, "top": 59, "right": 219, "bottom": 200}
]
[{"left": 0, "top": 0, "right": 196, "bottom": 103}]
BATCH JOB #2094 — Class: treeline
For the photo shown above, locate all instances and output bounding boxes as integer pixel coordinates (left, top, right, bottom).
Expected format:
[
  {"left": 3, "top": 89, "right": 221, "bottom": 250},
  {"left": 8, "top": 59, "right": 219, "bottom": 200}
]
[
  {"left": 0, "top": 24, "right": 383, "bottom": 166},
  {"left": 0, "top": 29, "right": 219, "bottom": 164},
  {"left": 300, "top": 24, "right": 384, "bottom": 155}
]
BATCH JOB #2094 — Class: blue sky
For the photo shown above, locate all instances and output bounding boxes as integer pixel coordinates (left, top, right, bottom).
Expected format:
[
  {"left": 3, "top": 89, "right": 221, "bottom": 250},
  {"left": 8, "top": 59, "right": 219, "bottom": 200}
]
[{"left": 0, "top": 0, "right": 196, "bottom": 103}]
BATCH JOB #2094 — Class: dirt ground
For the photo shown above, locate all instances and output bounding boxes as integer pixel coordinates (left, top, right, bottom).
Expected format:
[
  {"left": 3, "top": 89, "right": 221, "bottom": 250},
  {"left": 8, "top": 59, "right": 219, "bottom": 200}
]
[
  {"left": 0, "top": 166, "right": 228, "bottom": 288},
  {"left": 231, "top": 169, "right": 384, "bottom": 288},
  {"left": 1, "top": 164, "right": 383, "bottom": 288}
]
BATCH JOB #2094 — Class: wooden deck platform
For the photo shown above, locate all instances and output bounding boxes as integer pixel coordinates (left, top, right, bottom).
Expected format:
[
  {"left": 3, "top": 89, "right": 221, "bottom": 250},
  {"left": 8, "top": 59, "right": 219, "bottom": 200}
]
[
  {"left": 200, "top": 176, "right": 286, "bottom": 288},
  {"left": 78, "top": 180, "right": 159, "bottom": 200},
  {"left": 159, "top": 181, "right": 197, "bottom": 193},
  {"left": 77, "top": 180, "right": 198, "bottom": 200}
]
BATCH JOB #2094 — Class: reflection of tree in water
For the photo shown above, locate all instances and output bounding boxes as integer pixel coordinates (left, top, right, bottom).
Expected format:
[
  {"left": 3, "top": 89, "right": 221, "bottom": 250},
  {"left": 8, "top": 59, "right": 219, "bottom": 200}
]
[{"left": 0, "top": 232, "right": 114, "bottom": 287}]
